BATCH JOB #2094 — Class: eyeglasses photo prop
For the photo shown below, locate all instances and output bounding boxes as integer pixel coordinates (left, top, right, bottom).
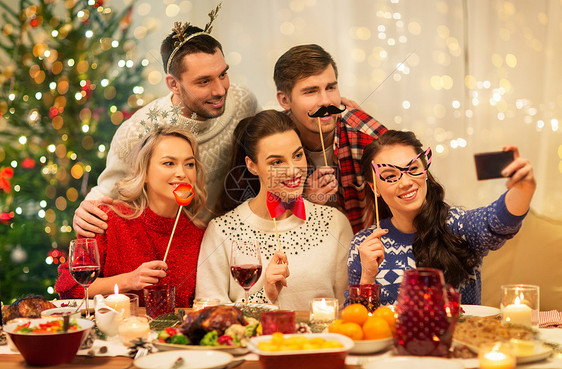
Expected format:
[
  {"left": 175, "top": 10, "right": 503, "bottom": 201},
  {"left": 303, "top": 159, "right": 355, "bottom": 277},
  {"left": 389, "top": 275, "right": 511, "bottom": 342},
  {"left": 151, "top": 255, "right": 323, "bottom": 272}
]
[{"left": 372, "top": 147, "right": 432, "bottom": 183}]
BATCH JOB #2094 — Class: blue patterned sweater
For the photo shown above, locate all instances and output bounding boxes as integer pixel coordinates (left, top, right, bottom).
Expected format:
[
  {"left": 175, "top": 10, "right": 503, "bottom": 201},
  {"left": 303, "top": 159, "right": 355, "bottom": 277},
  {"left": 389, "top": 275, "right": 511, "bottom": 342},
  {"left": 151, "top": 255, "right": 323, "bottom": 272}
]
[{"left": 345, "top": 192, "right": 526, "bottom": 305}]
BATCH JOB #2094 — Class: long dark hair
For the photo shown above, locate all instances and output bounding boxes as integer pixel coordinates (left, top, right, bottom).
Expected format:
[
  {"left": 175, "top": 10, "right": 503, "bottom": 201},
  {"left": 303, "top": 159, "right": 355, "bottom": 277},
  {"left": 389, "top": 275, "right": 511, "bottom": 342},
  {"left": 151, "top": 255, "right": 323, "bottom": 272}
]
[
  {"left": 360, "top": 130, "right": 478, "bottom": 287},
  {"left": 215, "top": 110, "right": 299, "bottom": 215}
]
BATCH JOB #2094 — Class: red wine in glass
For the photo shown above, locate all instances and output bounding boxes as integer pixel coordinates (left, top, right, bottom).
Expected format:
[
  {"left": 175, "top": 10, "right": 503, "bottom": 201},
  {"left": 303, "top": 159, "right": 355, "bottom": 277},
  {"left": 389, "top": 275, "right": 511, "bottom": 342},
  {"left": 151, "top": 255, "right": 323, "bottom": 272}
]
[
  {"left": 230, "top": 240, "right": 262, "bottom": 304},
  {"left": 69, "top": 239, "right": 100, "bottom": 318},
  {"left": 70, "top": 266, "right": 100, "bottom": 286},
  {"left": 230, "top": 264, "right": 262, "bottom": 289}
]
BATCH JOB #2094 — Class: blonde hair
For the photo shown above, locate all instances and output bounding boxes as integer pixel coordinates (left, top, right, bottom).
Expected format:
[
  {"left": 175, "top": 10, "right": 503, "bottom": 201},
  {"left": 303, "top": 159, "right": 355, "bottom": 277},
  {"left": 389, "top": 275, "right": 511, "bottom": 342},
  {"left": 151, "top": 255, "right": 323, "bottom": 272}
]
[{"left": 112, "top": 126, "right": 207, "bottom": 228}]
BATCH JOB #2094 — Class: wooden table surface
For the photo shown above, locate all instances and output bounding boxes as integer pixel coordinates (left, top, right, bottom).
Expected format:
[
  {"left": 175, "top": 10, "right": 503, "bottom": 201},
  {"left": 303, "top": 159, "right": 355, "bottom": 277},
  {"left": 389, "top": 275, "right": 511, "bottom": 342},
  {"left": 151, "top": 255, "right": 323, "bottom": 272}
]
[{"left": 0, "top": 309, "right": 360, "bottom": 368}]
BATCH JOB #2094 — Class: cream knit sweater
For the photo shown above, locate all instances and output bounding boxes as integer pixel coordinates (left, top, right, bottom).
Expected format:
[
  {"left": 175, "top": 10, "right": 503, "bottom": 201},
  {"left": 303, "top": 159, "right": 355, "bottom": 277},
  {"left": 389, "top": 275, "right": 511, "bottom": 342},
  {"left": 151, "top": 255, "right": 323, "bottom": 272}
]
[
  {"left": 195, "top": 199, "right": 353, "bottom": 310},
  {"left": 85, "top": 84, "right": 258, "bottom": 217}
]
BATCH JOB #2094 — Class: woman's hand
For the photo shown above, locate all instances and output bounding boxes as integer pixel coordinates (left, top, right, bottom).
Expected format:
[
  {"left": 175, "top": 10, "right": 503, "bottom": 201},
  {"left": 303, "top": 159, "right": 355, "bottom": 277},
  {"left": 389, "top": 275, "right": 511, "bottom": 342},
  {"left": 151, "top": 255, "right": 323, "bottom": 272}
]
[
  {"left": 264, "top": 251, "right": 289, "bottom": 303},
  {"left": 502, "top": 146, "right": 536, "bottom": 216},
  {"left": 124, "top": 260, "right": 168, "bottom": 291},
  {"left": 358, "top": 228, "right": 387, "bottom": 284}
]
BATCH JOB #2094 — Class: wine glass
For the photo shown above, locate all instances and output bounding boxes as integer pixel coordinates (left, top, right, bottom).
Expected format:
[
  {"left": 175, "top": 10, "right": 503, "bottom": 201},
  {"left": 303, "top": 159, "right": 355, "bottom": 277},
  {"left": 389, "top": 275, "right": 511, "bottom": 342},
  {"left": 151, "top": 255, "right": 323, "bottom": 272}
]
[
  {"left": 68, "top": 239, "right": 100, "bottom": 318},
  {"left": 230, "top": 240, "right": 262, "bottom": 305}
]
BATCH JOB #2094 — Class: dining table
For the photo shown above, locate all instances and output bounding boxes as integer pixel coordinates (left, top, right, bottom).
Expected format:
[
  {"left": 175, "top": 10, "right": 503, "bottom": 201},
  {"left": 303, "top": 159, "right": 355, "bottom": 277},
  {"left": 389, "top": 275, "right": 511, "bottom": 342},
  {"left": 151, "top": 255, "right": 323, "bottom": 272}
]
[{"left": 2, "top": 308, "right": 562, "bottom": 369}]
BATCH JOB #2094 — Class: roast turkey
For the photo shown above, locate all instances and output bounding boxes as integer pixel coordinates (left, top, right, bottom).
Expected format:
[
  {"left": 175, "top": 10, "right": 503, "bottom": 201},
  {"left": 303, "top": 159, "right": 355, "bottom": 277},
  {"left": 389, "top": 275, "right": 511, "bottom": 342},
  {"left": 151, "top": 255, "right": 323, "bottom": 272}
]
[
  {"left": 180, "top": 305, "right": 246, "bottom": 344},
  {"left": 2, "top": 295, "right": 56, "bottom": 324}
]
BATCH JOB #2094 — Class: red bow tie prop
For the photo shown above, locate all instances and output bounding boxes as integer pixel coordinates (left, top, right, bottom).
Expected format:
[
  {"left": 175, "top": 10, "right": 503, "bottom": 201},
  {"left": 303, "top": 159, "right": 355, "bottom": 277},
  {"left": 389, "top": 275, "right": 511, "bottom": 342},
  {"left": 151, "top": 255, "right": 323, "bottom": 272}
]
[{"left": 266, "top": 192, "right": 306, "bottom": 220}]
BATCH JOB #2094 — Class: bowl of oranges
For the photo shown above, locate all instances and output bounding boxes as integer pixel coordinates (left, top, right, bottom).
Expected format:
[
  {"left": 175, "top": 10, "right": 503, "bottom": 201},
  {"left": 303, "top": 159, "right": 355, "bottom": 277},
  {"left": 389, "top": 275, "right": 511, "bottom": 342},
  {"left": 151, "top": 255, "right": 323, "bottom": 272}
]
[{"left": 329, "top": 304, "right": 395, "bottom": 354}]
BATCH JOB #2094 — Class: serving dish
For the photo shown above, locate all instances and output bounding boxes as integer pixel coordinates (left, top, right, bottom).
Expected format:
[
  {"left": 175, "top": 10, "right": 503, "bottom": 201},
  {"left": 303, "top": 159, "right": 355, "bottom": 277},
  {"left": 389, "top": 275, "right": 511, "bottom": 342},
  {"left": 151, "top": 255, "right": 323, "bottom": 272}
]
[
  {"left": 350, "top": 336, "right": 393, "bottom": 354},
  {"left": 460, "top": 304, "right": 500, "bottom": 317},
  {"left": 4, "top": 317, "right": 94, "bottom": 366},
  {"left": 52, "top": 299, "right": 95, "bottom": 314},
  {"left": 454, "top": 338, "right": 553, "bottom": 364},
  {"left": 248, "top": 333, "right": 353, "bottom": 369},
  {"left": 134, "top": 350, "right": 233, "bottom": 369}
]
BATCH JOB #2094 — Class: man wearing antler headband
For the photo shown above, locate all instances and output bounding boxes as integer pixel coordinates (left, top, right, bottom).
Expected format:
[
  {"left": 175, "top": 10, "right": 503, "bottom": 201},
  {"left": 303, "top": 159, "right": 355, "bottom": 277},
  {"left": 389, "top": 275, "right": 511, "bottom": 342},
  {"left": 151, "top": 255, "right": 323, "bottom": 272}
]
[
  {"left": 274, "top": 44, "right": 387, "bottom": 233},
  {"left": 73, "top": 4, "right": 258, "bottom": 237}
]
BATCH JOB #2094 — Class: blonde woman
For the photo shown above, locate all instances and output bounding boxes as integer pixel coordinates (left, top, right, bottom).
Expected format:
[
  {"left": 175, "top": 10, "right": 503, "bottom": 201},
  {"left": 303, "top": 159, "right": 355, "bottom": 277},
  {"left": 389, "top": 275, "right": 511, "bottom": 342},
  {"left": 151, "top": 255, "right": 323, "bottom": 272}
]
[{"left": 55, "top": 126, "right": 207, "bottom": 307}]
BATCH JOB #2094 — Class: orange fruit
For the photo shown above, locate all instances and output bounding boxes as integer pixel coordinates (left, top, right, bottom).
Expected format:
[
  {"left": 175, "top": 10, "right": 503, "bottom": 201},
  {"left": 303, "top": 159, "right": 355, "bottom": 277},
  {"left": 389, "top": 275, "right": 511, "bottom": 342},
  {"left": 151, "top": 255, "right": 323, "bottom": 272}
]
[
  {"left": 362, "top": 316, "right": 392, "bottom": 340},
  {"left": 328, "top": 319, "right": 344, "bottom": 334},
  {"left": 373, "top": 306, "right": 396, "bottom": 333},
  {"left": 339, "top": 322, "right": 364, "bottom": 340},
  {"left": 341, "top": 304, "right": 369, "bottom": 326}
]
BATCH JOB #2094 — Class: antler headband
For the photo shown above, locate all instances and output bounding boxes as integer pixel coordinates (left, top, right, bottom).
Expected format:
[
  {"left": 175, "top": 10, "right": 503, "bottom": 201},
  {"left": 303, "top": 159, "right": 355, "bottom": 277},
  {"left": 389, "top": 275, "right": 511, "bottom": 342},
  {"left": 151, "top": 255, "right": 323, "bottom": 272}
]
[{"left": 165, "top": 2, "right": 222, "bottom": 74}]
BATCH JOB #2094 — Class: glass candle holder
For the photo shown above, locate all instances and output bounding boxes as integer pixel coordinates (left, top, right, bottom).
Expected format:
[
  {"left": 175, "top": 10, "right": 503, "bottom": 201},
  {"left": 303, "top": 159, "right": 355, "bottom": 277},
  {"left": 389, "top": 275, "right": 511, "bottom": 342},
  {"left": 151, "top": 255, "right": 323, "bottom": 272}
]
[
  {"left": 501, "top": 284, "right": 539, "bottom": 328},
  {"left": 143, "top": 284, "right": 176, "bottom": 319},
  {"left": 193, "top": 297, "right": 221, "bottom": 311},
  {"left": 261, "top": 310, "right": 296, "bottom": 335},
  {"left": 349, "top": 284, "right": 381, "bottom": 313},
  {"left": 478, "top": 341, "right": 516, "bottom": 369},
  {"left": 309, "top": 298, "right": 338, "bottom": 322},
  {"left": 118, "top": 316, "right": 150, "bottom": 346},
  {"left": 124, "top": 293, "right": 140, "bottom": 317}
]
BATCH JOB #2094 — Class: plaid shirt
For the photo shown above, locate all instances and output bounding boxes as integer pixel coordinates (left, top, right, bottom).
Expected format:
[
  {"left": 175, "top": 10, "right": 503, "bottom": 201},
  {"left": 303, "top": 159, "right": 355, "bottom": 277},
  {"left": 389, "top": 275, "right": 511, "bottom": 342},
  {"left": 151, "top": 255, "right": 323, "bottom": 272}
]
[{"left": 334, "top": 109, "right": 387, "bottom": 233}]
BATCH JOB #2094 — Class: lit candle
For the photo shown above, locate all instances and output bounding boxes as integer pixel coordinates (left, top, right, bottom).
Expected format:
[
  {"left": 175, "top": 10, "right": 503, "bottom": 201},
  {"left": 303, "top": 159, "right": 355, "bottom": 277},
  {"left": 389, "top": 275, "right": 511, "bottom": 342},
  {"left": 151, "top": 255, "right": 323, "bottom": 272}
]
[
  {"left": 479, "top": 343, "right": 516, "bottom": 369},
  {"left": 192, "top": 297, "right": 220, "bottom": 311},
  {"left": 105, "top": 284, "right": 131, "bottom": 318},
  {"left": 310, "top": 298, "right": 337, "bottom": 321},
  {"left": 118, "top": 316, "right": 150, "bottom": 346},
  {"left": 502, "top": 296, "right": 532, "bottom": 327}
]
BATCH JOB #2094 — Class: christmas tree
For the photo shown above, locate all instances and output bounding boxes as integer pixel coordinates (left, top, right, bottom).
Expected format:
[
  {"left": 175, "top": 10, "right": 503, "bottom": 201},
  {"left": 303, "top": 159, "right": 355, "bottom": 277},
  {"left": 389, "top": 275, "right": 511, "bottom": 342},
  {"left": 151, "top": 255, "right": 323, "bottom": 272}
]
[{"left": 0, "top": 0, "right": 147, "bottom": 303}]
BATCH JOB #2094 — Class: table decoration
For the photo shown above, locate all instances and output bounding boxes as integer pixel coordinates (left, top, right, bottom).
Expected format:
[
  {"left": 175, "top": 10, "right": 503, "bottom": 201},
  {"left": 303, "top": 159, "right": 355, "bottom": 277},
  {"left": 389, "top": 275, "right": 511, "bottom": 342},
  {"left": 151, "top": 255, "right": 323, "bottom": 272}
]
[
  {"left": 394, "top": 268, "right": 459, "bottom": 356},
  {"left": 163, "top": 183, "right": 194, "bottom": 262},
  {"left": 349, "top": 284, "right": 381, "bottom": 313},
  {"left": 261, "top": 310, "right": 296, "bottom": 335},
  {"left": 309, "top": 298, "right": 338, "bottom": 322},
  {"left": 118, "top": 316, "right": 150, "bottom": 346},
  {"left": 105, "top": 284, "right": 131, "bottom": 318},
  {"left": 501, "top": 284, "right": 539, "bottom": 328},
  {"left": 193, "top": 297, "right": 221, "bottom": 311},
  {"left": 478, "top": 341, "right": 516, "bottom": 369},
  {"left": 143, "top": 284, "right": 176, "bottom": 318}
]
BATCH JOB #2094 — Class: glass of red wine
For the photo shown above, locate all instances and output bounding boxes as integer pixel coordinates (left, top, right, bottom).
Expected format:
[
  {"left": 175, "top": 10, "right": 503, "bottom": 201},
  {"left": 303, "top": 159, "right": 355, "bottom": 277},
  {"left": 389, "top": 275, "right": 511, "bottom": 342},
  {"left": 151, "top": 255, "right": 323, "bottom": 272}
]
[
  {"left": 68, "top": 239, "right": 100, "bottom": 318},
  {"left": 230, "top": 240, "right": 262, "bottom": 305}
]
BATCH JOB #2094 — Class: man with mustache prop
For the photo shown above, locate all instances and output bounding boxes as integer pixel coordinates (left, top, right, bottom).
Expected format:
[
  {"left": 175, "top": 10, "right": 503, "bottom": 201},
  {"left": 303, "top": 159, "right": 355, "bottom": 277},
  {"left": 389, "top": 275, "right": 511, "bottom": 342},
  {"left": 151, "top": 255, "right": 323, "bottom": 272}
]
[{"left": 274, "top": 44, "right": 388, "bottom": 233}]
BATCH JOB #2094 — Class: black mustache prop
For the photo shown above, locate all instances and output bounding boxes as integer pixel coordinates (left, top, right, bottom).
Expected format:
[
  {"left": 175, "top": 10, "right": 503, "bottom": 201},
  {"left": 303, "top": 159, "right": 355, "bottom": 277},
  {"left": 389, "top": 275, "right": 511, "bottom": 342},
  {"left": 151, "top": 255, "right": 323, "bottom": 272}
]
[{"left": 307, "top": 104, "right": 346, "bottom": 118}]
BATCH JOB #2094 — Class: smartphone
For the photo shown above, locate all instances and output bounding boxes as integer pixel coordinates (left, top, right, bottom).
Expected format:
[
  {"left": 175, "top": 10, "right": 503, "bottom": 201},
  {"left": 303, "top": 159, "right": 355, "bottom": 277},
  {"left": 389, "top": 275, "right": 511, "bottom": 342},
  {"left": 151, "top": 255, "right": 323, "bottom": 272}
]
[{"left": 473, "top": 151, "right": 514, "bottom": 180}]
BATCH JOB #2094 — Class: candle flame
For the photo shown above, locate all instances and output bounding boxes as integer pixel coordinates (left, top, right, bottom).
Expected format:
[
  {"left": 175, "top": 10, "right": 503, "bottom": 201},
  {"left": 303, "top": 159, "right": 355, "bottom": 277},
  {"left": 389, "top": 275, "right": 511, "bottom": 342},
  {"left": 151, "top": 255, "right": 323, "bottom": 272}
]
[
  {"left": 114, "top": 284, "right": 119, "bottom": 295},
  {"left": 514, "top": 296, "right": 521, "bottom": 304}
]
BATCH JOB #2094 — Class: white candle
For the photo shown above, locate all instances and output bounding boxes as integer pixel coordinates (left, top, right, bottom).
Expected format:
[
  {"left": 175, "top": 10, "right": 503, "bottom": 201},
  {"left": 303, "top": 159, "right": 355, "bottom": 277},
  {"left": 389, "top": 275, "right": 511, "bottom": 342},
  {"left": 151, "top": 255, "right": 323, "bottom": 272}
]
[
  {"left": 479, "top": 351, "right": 516, "bottom": 369},
  {"left": 311, "top": 298, "right": 337, "bottom": 321},
  {"left": 106, "top": 284, "right": 131, "bottom": 318},
  {"left": 502, "top": 296, "right": 532, "bottom": 327},
  {"left": 118, "top": 316, "right": 150, "bottom": 346}
]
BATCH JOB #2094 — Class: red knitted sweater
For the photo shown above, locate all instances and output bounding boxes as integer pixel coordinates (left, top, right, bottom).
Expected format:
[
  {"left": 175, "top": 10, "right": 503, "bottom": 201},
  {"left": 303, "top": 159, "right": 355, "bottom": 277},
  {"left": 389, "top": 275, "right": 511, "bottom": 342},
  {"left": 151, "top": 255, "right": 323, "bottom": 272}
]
[{"left": 55, "top": 204, "right": 205, "bottom": 307}]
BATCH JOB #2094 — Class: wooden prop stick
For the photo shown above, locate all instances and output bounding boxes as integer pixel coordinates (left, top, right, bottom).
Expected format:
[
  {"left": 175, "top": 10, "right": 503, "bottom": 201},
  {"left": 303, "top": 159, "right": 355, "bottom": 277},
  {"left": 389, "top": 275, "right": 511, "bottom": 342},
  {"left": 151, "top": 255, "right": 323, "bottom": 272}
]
[
  {"left": 163, "top": 206, "right": 182, "bottom": 263},
  {"left": 371, "top": 166, "right": 380, "bottom": 230},
  {"left": 316, "top": 118, "right": 329, "bottom": 167},
  {"left": 272, "top": 217, "right": 282, "bottom": 252}
]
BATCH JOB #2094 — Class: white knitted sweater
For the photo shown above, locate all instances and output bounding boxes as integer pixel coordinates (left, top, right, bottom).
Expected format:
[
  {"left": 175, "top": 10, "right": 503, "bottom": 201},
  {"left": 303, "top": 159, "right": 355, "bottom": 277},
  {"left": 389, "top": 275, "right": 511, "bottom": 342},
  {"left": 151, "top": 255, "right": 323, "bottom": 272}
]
[{"left": 195, "top": 199, "right": 353, "bottom": 310}]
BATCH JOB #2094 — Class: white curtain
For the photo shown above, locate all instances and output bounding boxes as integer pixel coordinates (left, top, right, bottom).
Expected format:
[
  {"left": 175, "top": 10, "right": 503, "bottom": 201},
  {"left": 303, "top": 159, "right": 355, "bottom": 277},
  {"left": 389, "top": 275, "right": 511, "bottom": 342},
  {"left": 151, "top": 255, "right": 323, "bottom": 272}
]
[{"left": 134, "top": 0, "right": 562, "bottom": 219}]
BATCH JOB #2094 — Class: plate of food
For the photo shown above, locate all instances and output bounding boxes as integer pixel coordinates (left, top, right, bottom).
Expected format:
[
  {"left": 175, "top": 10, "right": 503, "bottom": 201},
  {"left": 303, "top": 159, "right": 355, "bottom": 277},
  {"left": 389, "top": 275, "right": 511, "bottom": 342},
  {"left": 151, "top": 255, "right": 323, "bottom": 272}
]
[
  {"left": 453, "top": 316, "right": 552, "bottom": 364},
  {"left": 153, "top": 305, "right": 259, "bottom": 355},
  {"left": 52, "top": 299, "right": 95, "bottom": 314},
  {"left": 460, "top": 305, "right": 500, "bottom": 317}
]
